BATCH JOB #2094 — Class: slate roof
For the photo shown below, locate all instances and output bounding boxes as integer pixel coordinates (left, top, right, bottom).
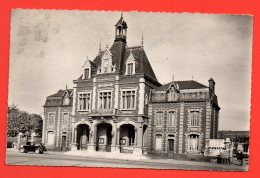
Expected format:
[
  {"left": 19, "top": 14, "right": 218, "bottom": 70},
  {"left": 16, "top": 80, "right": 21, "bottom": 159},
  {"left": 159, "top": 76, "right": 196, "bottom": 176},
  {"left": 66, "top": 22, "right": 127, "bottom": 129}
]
[
  {"left": 44, "top": 89, "right": 73, "bottom": 107},
  {"left": 124, "top": 46, "right": 157, "bottom": 81},
  {"left": 155, "top": 80, "right": 208, "bottom": 91},
  {"left": 91, "top": 42, "right": 158, "bottom": 82},
  {"left": 76, "top": 15, "right": 158, "bottom": 82}
]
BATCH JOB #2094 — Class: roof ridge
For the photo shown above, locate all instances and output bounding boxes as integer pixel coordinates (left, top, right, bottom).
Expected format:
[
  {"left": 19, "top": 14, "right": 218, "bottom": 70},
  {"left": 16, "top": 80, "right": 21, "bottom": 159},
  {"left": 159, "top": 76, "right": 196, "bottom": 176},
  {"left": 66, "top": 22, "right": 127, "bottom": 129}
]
[{"left": 126, "top": 45, "right": 142, "bottom": 49}]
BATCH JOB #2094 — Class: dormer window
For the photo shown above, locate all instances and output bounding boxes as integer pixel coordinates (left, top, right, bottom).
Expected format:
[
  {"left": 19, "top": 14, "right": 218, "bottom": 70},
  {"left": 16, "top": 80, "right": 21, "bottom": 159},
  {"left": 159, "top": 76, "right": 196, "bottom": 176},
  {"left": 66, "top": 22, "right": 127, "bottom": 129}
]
[
  {"left": 125, "top": 52, "right": 136, "bottom": 75},
  {"left": 84, "top": 68, "right": 90, "bottom": 79},
  {"left": 127, "top": 63, "right": 133, "bottom": 75},
  {"left": 82, "top": 58, "right": 92, "bottom": 79},
  {"left": 63, "top": 96, "right": 70, "bottom": 105}
]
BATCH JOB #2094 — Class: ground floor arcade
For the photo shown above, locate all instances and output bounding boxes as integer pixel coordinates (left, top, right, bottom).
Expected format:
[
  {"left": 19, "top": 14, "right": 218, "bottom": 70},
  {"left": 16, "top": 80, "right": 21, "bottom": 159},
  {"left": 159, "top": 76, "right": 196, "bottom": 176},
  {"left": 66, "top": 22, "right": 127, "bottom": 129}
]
[{"left": 70, "top": 118, "right": 148, "bottom": 155}]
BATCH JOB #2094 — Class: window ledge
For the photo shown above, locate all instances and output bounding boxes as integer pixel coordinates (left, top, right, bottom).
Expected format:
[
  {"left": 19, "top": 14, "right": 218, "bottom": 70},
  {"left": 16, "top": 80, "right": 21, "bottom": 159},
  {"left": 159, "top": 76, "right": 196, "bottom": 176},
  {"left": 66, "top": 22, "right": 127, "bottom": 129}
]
[
  {"left": 119, "top": 108, "right": 136, "bottom": 111},
  {"left": 77, "top": 110, "right": 90, "bottom": 112}
]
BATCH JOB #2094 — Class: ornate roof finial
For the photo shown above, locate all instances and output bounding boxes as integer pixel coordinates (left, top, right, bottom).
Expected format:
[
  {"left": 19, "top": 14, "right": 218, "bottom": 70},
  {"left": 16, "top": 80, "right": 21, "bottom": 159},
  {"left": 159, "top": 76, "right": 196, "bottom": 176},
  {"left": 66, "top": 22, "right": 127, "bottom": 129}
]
[
  {"left": 99, "top": 41, "right": 102, "bottom": 54},
  {"left": 65, "top": 83, "right": 68, "bottom": 90},
  {"left": 172, "top": 74, "right": 174, "bottom": 82},
  {"left": 106, "top": 43, "right": 109, "bottom": 49},
  {"left": 141, "top": 32, "right": 144, "bottom": 48},
  {"left": 121, "top": 11, "right": 123, "bottom": 19},
  {"left": 192, "top": 75, "right": 194, "bottom": 80}
]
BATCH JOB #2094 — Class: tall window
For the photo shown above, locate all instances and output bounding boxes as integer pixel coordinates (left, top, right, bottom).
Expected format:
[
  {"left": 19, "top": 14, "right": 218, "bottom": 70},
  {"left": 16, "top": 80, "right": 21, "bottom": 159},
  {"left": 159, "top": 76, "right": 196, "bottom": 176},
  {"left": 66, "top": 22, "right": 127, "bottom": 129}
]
[
  {"left": 145, "top": 94, "right": 148, "bottom": 105},
  {"left": 84, "top": 68, "right": 90, "bottom": 79},
  {"left": 188, "top": 134, "right": 199, "bottom": 151},
  {"left": 61, "top": 113, "right": 69, "bottom": 126},
  {"left": 190, "top": 111, "right": 199, "bottom": 126},
  {"left": 47, "top": 131, "right": 55, "bottom": 146},
  {"left": 121, "top": 90, "right": 136, "bottom": 109},
  {"left": 127, "top": 63, "right": 133, "bottom": 75},
  {"left": 63, "top": 96, "right": 70, "bottom": 105},
  {"left": 155, "top": 134, "right": 162, "bottom": 151},
  {"left": 168, "top": 111, "right": 175, "bottom": 127},
  {"left": 156, "top": 111, "right": 164, "bottom": 126},
  {"left": 99, "top": 91, "right": 112, "bottom": 109},
  {"left": 78, "top": 93, "right": 91, "bottom": 111},
  {"left": 48, "top": 113, "right": 55, "bottom": 126}
]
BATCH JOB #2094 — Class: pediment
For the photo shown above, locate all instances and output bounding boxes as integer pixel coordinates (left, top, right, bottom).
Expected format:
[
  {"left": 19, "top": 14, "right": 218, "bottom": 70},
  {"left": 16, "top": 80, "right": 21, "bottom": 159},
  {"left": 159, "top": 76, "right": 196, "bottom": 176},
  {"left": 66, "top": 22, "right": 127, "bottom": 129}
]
[
  {"left": 167, "top": 82, "right": 179, "bottom": 93},
  {"left": 101, "top": 48, "right": 112, "bottom": 60},
  {"left": 83, "top": 58, "right": 91, "bottom": 69},
  {"left": 126, "top": 52, "right": 136, "bottom": 63}
]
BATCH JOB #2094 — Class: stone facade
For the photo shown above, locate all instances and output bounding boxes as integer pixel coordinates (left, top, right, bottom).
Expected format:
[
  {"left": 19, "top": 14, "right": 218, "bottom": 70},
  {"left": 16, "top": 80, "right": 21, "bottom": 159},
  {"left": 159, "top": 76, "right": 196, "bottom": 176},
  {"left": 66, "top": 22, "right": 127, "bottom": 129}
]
[
  {"left": 148, "top": 80, "right": 220, "bottom": 158},
  {"left": 42, "top": 15, "right": 220, "bottom": 157}
]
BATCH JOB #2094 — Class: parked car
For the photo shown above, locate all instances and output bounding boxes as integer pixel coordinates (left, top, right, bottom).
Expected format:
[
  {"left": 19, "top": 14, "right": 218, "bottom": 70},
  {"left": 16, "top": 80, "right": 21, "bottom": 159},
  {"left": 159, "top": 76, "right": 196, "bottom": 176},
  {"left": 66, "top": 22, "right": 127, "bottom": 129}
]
[{"left": 19, "top": 142, "right": 46, "bottom": 154}]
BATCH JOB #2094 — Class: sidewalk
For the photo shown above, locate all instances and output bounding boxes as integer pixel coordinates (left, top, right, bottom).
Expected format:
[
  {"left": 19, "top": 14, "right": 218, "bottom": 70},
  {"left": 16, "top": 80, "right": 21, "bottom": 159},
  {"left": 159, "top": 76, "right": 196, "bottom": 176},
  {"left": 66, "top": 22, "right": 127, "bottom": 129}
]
[
  {"left": 63, "top": 150, "right": 248, "bottom": 170},
  {"left": 6, "top": 148, "right": 248, "bottom": 171},
  {"left": 64, "top": 150, "right": 149, "bottom": 160}
]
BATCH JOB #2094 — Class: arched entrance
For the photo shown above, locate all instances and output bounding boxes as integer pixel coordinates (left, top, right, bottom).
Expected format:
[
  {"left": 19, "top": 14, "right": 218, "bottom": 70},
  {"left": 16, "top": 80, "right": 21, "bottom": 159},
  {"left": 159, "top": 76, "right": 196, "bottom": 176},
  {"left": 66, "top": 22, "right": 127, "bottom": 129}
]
[
  {"left": 119, "top": 124, "right": 135, "bottom": 153},
  {"left": 76, "top": 124, "right": 90, "bottom": 150},
  {"left": 96, "top": 123, "right": 112, "bottom": 152}
]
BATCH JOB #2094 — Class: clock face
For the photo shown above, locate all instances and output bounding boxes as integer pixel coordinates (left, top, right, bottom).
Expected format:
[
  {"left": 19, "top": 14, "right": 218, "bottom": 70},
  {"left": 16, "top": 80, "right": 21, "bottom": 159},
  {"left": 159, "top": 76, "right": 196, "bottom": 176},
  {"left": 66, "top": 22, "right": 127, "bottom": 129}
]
[{"left": 103, "top": 59, "right": 109, "bottom": 67}]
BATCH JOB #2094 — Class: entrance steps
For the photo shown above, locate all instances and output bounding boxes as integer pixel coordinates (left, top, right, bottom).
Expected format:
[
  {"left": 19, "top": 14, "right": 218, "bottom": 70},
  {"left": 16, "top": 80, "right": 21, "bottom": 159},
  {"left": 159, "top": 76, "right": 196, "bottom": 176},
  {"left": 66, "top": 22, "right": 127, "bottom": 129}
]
[{"left": 64, "top": 150, "right": 149, "bottom": 160}]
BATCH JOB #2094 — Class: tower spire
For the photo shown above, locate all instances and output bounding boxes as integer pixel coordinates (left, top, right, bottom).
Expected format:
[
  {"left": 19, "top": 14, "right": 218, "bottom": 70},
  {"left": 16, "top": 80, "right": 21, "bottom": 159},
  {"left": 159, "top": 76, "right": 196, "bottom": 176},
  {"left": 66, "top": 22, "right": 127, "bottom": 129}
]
[
  {"left": 115, "top": 13, "right": 128, "bottom": 43},
  {"left": 141, "top": 32, "right": 144, "bottom": 48}
]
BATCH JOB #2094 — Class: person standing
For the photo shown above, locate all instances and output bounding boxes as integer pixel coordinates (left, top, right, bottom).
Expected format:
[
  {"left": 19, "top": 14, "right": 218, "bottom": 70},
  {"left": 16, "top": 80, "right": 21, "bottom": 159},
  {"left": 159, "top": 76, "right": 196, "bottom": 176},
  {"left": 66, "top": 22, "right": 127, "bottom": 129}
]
[{"left": 237, "top": 150, "right": 244, "bottom": 166}]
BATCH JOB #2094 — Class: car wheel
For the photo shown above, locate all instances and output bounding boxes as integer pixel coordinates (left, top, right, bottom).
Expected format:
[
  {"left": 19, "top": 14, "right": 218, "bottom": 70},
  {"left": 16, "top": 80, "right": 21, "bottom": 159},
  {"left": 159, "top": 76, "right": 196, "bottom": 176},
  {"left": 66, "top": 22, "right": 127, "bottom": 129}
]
[
  {"left": 19, "top": 148, "right": 25, "bottom": 153},
  {"left": 35, "top": 149, "right": 40, "bottom": 154}
]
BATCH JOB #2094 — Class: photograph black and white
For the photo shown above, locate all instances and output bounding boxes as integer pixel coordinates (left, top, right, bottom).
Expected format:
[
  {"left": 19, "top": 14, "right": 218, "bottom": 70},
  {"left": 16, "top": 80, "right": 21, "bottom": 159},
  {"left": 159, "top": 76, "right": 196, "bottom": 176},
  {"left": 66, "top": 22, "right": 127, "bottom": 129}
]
[{"left": 6, "top": 10, "right": 252, "bottom": 171}]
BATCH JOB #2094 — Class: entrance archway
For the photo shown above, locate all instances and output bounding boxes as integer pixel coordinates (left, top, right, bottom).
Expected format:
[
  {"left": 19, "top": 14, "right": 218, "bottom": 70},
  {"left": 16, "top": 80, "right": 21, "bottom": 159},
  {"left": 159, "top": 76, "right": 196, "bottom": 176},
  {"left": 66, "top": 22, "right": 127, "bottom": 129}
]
[
  {"left": 76, "top": 124, "right": 90, "bottom": 150},
  {"left": 119, "top": 124, "right": 135, "bottom": 153},
  {"left": 96, "top": 123, "right": 112, "bottom": 152}
]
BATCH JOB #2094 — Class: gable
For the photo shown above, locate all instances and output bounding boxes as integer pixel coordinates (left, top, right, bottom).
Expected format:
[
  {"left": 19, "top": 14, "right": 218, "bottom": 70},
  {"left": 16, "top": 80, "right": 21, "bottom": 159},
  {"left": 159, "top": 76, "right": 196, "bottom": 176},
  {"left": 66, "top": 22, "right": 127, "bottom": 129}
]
[
  {"left": 83, "top": 58, "right": 91, "bottom": 69},
  {"left": 126, "top": 52, "right": 136, "bottom": 63}
]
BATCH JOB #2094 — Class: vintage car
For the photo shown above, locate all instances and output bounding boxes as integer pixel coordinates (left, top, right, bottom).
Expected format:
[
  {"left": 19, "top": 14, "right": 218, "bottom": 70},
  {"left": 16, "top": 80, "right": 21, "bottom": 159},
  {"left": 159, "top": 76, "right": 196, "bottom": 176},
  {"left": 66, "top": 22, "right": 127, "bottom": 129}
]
[{"left": 19, "top": 142, "right": 46, "bottom": 154}]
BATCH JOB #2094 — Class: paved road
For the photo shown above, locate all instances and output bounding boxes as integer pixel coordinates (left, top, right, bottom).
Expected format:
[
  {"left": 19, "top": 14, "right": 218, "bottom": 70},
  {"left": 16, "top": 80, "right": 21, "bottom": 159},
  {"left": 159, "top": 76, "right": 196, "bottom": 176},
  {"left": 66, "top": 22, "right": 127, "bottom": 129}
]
[{"left": 6, "top": 150, "right": 248, "bottom": 171}]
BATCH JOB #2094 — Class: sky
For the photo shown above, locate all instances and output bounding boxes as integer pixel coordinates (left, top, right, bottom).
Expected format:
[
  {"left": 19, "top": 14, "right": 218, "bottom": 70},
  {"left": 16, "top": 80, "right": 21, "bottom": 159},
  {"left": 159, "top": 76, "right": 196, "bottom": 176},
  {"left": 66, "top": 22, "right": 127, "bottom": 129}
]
[{"left": 8, "top": 10, "right": 253, "bottom": 131}]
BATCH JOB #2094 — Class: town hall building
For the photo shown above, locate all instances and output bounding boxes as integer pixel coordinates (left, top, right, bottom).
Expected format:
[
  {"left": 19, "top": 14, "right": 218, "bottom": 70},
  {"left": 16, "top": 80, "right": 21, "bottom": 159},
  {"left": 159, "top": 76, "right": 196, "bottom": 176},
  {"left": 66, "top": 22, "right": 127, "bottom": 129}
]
[{"left": 42, "top": 15, "right": 220, "bottom": 158}]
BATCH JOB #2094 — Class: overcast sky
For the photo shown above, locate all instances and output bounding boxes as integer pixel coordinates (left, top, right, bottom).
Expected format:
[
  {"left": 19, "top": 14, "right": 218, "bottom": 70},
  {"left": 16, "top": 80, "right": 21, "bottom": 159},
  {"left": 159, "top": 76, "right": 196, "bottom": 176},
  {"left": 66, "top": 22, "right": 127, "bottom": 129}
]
[{"left": 8, "top": 10, "right": 252, "bottom": 131}]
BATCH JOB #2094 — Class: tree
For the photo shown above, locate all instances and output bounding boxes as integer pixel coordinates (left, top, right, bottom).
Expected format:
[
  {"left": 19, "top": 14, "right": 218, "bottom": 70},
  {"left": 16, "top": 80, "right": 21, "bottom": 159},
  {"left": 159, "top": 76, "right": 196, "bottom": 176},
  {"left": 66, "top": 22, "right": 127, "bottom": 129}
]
[{"left": 7, "top": 104, "right": 43, "bottom": 137}]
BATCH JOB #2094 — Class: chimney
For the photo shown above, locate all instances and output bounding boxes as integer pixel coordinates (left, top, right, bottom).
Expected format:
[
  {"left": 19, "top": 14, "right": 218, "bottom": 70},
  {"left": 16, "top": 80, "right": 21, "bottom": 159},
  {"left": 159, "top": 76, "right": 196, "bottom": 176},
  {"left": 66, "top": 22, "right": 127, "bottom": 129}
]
[{"left": 208, "top": 78, "right": 215, "bottom": 93}]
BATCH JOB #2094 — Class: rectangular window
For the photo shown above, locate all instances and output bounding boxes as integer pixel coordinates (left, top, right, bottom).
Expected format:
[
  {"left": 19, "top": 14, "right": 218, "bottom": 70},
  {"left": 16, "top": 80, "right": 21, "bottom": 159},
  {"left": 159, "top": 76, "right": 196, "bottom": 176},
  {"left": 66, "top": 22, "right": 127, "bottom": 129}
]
[
  {"left": 48, "top": 113, "right": 55, "bottom": 126},
  {"left": 61, "top": 113, "right": 69, "bottom": 125},
  {"left": 155, "top": 134, "right": 162, "bottom": 151},
  {"left": 190, "top": 111, "right": 199, "bottom": 126},
  {"left": 168, "top": 111, "right": 175, "bottom": 127},
  {"left": 127, "top": 63, "right": 133, "bottom": 75},
  {"left": 98, "top": 91, "right": 112, "bottom": 109},
  {"left": 78, "top": 93, "right": 91, "bottom": 111},
  {"left": 156, "top": 111, "right": 164, "bottom": 126},
  {"left": 121, "top": 90, "right": 136, "bottom": 109}
]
